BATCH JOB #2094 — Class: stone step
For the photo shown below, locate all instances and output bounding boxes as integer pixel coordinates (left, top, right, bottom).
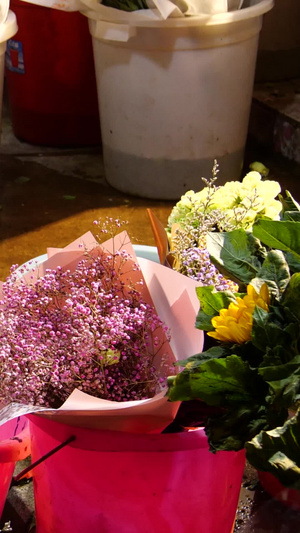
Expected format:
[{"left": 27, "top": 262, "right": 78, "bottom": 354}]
[{"left": 249, "top": 78, "right": 300, "bottom": 165}]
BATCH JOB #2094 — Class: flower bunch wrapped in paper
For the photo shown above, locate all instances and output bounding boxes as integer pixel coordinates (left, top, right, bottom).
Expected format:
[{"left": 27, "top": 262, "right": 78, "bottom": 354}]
[{"left": 0, "top": 222, "right": 203, "bottom": 433}]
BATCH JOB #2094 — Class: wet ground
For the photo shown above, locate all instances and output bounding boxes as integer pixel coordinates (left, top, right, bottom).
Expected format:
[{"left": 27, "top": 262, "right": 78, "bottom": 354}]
[{"left": 1, "top": 84, "right": 300, "bottom": 531}]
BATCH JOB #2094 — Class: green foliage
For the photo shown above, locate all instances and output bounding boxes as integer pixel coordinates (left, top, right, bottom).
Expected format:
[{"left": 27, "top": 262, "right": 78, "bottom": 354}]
[
  {"left": 167, "top": 190, "right": 300, "bottom": 489},
  {"left": 175, "top": 346, "right": 229, "bottom": 369},
  {"left": 101, "top": 0, "right": 148, "bottom": 10},
  {"left": 253, "top": 219, "right": 300, "bottom": 261},
  {"left": 281, "top": 273, "right": 300, "bottom": 321},
  {"left": 279, "top": 190, "right": 300, "bottom": 221},
  {"left": 169, "top": 354, "right": 265, "bottom": 406},
  {"left": 206, "top": 229, "right": 262, "bottom": 287},
  {"left": 195, "top": 286, "right": 238, "bottom": 331},
  {"left": 206, "top": 404, "right": 270, "bottom": 452},
  {"left": 255, "top": 250, "right": 290, "bottom": 298},
  {"left": 245, "top": 410, "right": 300, "bottom": 491}
]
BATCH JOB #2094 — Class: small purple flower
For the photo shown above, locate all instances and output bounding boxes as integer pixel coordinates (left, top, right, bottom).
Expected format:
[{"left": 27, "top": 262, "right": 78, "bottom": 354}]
[{"left": 180, "top": 247, "right": 234, "bottom": 291}]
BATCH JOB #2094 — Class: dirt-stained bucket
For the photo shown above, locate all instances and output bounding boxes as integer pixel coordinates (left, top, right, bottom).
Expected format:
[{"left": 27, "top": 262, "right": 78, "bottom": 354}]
[{"left": 81, "top": 0, "right": 273, "bottom": 199}]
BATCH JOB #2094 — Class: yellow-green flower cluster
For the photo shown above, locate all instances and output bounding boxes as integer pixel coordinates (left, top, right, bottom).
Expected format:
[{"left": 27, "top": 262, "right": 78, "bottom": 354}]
[{"left": 168, "top": 171, "right": 282, "bottom": 231}]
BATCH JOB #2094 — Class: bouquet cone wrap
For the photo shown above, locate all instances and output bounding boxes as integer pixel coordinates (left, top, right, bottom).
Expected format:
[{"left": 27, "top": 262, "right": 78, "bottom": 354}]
[{"left": 0, "top": 231, "right": 203, "bottom": 433}]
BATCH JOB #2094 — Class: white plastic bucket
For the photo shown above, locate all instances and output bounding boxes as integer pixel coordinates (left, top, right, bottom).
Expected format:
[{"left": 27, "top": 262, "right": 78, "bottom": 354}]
[
  {"left": 0, "top": 11, "right": 18, "bottom": 136},
  {"left": 81, "top": 0, "right": 273, "bottom": 200}
]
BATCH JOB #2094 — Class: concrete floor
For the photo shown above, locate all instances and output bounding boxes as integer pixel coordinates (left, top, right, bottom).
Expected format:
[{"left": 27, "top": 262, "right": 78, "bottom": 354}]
[
  {"left": 1, "top": 85, "right": 300, "bottom": 532},
  {"left": 0, "top": 91, "right": 176, "bottom": 280},
  {"left": 1, "top": 83, "right": 300, "bottom": 280}
]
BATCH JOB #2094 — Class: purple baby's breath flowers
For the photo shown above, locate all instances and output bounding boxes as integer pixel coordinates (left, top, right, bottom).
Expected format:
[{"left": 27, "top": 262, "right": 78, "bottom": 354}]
[{"left": 0, "top": 246, "right": 170, "bottom": 408}]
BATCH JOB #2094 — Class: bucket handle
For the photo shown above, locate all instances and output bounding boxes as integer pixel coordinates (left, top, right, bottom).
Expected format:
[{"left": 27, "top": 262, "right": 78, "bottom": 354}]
[
  {"left": 94, "top": 19, "right": 137, "bottom": 42},
  {"left": 11, "top": 435, "right": 76, "bottom": 487}
]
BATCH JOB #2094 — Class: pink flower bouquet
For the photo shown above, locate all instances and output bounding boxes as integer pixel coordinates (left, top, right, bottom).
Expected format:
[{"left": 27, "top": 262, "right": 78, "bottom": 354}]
[{"left": 0, "top": 226, "right": 203, "bottom": 433}]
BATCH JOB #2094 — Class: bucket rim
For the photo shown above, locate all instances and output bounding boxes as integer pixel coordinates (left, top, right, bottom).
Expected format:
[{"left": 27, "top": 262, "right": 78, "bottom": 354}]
[
  {"left": 80, "top": 0, "right": 274, "bottom": 28},
  {"left": 28, "top": 414, "right": 214, "bottom": 453},
  {"left": 0, "top": 11, "right": 18, "bottom": 43}
]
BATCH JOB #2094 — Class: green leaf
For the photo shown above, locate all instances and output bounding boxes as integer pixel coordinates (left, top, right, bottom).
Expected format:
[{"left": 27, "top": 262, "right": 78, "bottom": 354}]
[
  {"left": 168, "top": 354, "right": 263, "bottom": 406},
  {"left": 102, "top": 0, "right": 148, "bottom": 10},
  {"left": 285, "top": 252, "right": 300, "bottom": 273},
  {"left": 281, "top": 273, "right": 300, "bottom": 321},
  {"left": 280, "top": 190, "right": 300, "bottom": 222},
  {"left": 245, "top": 409, "right": 300, "bottom": 490},
  {"left": 259, "top": 355, "right": 300, "bottom": 409},
  {"left": 282, "top": 211, "right": 300, "bottom": 222},
  {"left": 259, "top": 355, "right": 300, "bottom": 382},
  {"left": 175, "top": 346, "right": 229, "bottom": 370},
  {"left": 167, "top": 372, "right": 193, "bottom": 402},
  {"left": 196, "top": 285, "right": 236, "bottom": 314},
  {"left": 195, "top": 286, "right": 237, "bottom": 332},
  {"left": 195, "top": 311, "right": 215, "bottom": 332},
  {"left": 253, "top": 219, "right": 300, "bottom": 261},
  {"left": 262, "top": 345, "right": 298, "bottom": 369},
  {"left": 206, "top": 404, "right": 268, "bottom": 452},
  {"left": 253, "top": 304, "right": 299, "bottom": 356},
  {"left": 206, "top": 229, "right": 261, "bottom": 285},
  {"left": 251, "top": 306, "right": 272, "bottom": 352},
  {"left": 255, "top": 249, "right": 290, "bottom": 296}
]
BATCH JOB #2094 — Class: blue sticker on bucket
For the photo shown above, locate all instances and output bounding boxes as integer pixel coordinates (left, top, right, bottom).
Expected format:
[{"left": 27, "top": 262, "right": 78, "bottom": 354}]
[{"left": 6, "top": 40, "right": 25, "bottom": 74}]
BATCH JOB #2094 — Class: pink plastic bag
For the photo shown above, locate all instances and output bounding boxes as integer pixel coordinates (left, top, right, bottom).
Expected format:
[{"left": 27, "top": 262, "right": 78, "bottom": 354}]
[
  {"left": 0, "top": 417, "right": 31, "bottom": 518},
  {"left": 29, "top": 415, "right": 245, "bottom": 533}
]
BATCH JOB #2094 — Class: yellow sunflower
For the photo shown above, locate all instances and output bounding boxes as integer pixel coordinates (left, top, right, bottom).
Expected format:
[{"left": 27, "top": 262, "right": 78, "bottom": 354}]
[{"left": 208, "top": 283, "right": 270, "bottom": 344}]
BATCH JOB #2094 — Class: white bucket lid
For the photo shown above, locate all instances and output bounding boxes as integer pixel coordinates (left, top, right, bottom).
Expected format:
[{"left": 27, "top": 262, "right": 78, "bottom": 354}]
[
  {"left": 80, "top": 0, "right": 273, "bottom": 27},
  {"left": 0, "top": 11, "right": 18, "bottom": 43}
]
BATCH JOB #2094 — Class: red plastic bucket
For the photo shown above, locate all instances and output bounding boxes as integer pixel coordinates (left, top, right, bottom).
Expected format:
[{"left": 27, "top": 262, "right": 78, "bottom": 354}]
[
  {"left": 5, "top": 0, "right": 101, "bottom": 146},
  {"left": 258, "top": 470, "right": 300, "bottom": 511},
  {"left": 0, "top": 11, "right": 18, "bottom": 137},
  {"left": 28, "top": 415, "right": 245, "bottom": 533},
  {"left": 0, "top": 417, "right": 31, "bottom": 518}
]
